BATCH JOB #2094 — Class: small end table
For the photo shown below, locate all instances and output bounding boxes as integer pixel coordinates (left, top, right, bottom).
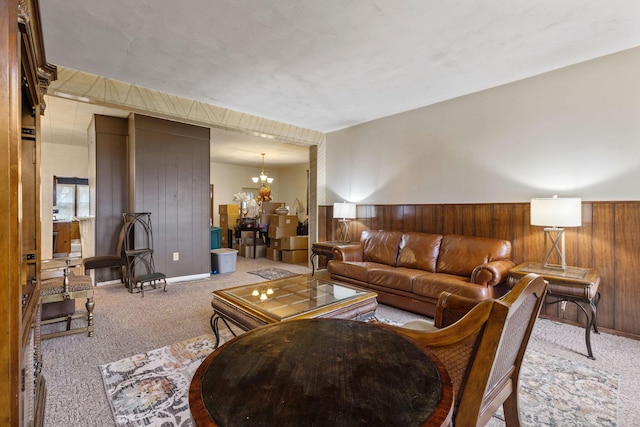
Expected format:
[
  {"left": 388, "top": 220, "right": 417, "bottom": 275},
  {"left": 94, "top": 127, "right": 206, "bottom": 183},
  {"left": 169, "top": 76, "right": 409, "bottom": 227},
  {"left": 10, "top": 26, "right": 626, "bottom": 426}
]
[
  {"left": 509, "top": 262, "right": 601, "bottom": 359},
  {"left": 310, "top": 241, "right": 352, "bottom": 275}
]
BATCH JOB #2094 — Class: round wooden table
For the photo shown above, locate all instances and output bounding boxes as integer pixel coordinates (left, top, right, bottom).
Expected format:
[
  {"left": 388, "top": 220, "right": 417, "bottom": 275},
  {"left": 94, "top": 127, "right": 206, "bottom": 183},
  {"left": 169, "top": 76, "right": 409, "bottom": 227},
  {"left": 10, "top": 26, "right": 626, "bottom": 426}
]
[{"left": 189, "top": 318, "right": 453, "bottom": 427}]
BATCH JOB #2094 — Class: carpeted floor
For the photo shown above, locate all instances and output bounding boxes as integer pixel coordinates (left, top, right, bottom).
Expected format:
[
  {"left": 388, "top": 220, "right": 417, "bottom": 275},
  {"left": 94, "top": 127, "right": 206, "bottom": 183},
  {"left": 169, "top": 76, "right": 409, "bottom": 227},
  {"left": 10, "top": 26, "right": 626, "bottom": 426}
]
[
  {"left": 40, "top": 256, "right": 640, "bottom": 426},
  {"left": 98, "top": 330, "right": 619, "bottom": 427}
]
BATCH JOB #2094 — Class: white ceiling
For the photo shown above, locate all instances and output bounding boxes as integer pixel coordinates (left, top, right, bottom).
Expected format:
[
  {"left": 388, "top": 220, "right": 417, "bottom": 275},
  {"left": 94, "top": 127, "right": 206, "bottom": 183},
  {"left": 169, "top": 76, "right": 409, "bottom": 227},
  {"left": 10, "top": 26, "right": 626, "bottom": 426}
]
[{"left": 39, "top": 0, "right": 640, "bottom": 165}]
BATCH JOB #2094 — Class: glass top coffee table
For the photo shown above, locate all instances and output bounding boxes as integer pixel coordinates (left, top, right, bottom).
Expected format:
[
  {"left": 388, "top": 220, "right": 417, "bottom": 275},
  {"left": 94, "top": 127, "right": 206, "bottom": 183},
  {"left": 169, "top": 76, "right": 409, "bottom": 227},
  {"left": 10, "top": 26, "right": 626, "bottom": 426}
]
[{"left": 209, "top": 275, "right": 378, "bottom": 348}]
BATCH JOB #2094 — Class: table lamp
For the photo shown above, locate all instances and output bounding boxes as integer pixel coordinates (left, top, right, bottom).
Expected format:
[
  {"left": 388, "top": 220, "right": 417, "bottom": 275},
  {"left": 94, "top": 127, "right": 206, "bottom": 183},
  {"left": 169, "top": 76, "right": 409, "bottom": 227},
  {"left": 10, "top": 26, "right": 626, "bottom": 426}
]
[
  {"left": 530, "top": 195, "right": 582, "bottom": 271},
  {"left": 333, "top": 202, "right": 356, "bottom": 243}
]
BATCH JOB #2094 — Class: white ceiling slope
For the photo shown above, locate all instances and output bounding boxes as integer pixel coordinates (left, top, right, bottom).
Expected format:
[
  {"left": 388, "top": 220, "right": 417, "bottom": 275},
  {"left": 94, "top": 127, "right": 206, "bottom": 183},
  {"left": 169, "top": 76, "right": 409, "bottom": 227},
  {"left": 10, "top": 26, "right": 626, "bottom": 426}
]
[
  {"left": 39, "top": 0, "right": 640, "bottom": 132},
  {"left": 39, "top": 1, "right": 640, "bottom": 153}
]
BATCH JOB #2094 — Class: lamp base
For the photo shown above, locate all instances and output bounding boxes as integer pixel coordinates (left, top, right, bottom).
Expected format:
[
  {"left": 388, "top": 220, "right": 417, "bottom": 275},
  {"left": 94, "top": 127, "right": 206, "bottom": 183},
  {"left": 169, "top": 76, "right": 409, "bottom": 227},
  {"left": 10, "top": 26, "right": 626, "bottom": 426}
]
[
  {"left": 337, "top": 219, "right": 351, "bottom": 243},
  {"left": 542, "top": 227, "right": 567, "bottom": 271}
]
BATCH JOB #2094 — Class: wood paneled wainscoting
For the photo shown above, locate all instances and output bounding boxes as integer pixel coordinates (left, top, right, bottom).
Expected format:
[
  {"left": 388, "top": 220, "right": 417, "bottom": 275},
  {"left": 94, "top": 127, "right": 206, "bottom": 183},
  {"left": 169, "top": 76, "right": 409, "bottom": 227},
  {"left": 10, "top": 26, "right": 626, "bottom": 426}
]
[{"left": 318, "top": 202, "right": 640, "bottom": 339}]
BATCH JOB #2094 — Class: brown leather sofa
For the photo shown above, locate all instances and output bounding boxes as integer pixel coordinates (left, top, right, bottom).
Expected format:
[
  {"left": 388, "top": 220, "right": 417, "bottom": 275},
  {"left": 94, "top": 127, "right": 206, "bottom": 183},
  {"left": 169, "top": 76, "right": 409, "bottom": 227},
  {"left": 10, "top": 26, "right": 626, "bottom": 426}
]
[{"left": 328, "top": 230, "right": 516, "bottom": 317}]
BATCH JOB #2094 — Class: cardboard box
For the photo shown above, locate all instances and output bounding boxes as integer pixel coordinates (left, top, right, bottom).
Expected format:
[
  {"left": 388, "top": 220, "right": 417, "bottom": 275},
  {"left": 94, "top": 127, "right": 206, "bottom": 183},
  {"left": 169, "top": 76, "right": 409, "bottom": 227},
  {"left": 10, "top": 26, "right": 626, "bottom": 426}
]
[
  {"left": 268, "top": 224, "right": 297, "bottom": 239},
  {"left": 280, "top": 236, "right": 308, "bottom": 250},
  {"left": 266, "top": 247, "right": 282, "bottom": 261},
  {"left": 261, "top": 202, "right": 284, "bottom": 215},
  {"left": 282, "top": 249, "right": 309, "bottom": 265},
  {"left": 270, "top": 238, "right": 282, "bottom": 249},
  {"left": 221, "top": 227, "right": 232, "bottom": 245},
  {"left": 243, "top": 237, "right": 267, "bottom": 246},
  {"left": 240, "top": 243, "right": 266, "bottom": 258},
  {"left": 219, "top": 204, "right": 239, "bottom": 215},
  {"left": 269, "top": 214, "right": 298, "bottom": 227},
  {"left": 220, "top": 214, "right": 239, "bottom": 229},
  {"left": 259, "top": 213, "right": 271, "bottom": 225}
]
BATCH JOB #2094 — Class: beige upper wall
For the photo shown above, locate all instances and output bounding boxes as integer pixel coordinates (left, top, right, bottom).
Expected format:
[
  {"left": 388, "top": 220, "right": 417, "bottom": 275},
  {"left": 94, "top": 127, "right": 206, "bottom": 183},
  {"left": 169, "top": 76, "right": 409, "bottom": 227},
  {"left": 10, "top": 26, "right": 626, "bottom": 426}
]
[
  {"left": 325, "top": 47, "right": 640, "bottom": 204},
  {"left": 210, "top": 161, "right": 309, "bottom": 227}
]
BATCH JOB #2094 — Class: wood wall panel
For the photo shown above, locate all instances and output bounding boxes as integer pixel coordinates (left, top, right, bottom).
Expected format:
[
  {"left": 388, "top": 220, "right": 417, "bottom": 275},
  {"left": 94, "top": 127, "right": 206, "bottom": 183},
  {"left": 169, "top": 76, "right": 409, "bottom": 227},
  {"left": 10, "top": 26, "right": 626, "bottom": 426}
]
[
  {"left": 130, "top": 115, "right": 210, "bottom": 278},
  {"left": 402, "top": 205, "right": 417, "bottom": 231},
  {"left": 592, "top": 204, "right": 615, "bottom": 329},
  {"left": 493, "top": 204, "right": 515, "bottom": 247},
  {"left": 318, "top": 201, "right": 640, "bottom": 338},
  {"left": 94, "top": 116, "right": 128, "bottom": 282},
  {"left": 613, "top": 203, "right": 640, "bottom": 334},
  {"left": 417, "top": 205, "right": 444, "bottom": 234},
  {"left": 474, "top": 204, "right": 493, "bottom": 238},
  {"left": 317, "top": 207, "right": 328, "bottom": 242}
]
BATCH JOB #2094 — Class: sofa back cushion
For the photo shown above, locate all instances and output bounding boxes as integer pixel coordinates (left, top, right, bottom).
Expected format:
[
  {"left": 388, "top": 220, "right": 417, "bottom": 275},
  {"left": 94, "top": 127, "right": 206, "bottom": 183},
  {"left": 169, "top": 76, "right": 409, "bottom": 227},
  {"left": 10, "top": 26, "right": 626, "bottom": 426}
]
[
  {"left": 396, "top": 232, "right": 443, "bottom": 272},
  {"left": 436, "top": 234, "right": 512, "bottom": 277},
  {"left": 361, "top": 230, "right": 403, "bottom": 266}
]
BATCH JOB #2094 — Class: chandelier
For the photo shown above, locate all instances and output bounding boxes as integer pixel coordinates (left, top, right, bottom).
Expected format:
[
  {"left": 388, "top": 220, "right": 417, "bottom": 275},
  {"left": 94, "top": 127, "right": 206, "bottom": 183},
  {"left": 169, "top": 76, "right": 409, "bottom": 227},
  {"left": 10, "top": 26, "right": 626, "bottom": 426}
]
[{"left": 252, "top": 153, "right": 274, "bottom": 186}]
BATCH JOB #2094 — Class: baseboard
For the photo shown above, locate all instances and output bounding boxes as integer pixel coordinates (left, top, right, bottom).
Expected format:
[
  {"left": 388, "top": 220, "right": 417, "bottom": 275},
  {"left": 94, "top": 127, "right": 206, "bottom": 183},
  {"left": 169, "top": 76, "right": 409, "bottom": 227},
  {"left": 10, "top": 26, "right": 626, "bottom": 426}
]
[
  {"left": 96, "top": 273, "right": 210, "bottom": 287},
  {"left": 166, "top": 273, "right": 210, "bottom": 284}
]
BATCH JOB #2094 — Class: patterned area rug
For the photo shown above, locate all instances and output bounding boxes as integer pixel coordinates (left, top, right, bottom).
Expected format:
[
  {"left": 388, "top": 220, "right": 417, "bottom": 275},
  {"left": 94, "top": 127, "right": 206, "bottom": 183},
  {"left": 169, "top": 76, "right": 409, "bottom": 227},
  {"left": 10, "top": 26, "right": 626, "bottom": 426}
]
[
  {"left": 100, "top": 335, "right": 217, "bottom": 427},
  {"left": 493, "top": 349, "right": 619, "bottom": 426},
  {"left": 247, "top": 267, "right": 297, "bottom": 280},
  {"left": 100, "top": 332, "right": 619, "bottom": 427}
]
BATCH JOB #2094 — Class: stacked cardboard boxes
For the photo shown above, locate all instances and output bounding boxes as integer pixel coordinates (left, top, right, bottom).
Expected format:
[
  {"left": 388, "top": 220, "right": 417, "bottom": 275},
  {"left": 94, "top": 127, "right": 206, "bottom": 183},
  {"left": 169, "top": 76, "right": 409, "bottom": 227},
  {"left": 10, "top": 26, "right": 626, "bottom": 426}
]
[
  {"left": 218, "top": 204, "right": 239, "bottom": 248},
  {"left": 237, "top": 229, "right": 267, "bottom": 258},
  {"left": 267, "top": 214, "right": 307, "bottom": 264},
  {"left": 280, "top": 236, "right": 309, "bottom": 264},
  {"left": 268, "top": 214, "right": 297, "bottom": 238},
  {"left": 240, "top": 243, "right": 267, "bottom": 258}
]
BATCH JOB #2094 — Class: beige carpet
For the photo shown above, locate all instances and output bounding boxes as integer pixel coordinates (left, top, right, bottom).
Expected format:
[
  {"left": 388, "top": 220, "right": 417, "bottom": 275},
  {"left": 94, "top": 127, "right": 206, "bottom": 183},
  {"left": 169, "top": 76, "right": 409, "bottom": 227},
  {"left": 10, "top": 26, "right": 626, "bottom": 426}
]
[{"left": 40, "top": 256, "right": 639, "bottom": 426}]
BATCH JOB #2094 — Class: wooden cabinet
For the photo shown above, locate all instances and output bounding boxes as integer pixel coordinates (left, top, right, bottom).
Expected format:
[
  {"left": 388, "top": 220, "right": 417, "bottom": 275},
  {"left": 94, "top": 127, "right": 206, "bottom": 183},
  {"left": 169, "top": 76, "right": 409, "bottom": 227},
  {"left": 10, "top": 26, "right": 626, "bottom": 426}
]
[
  {"left": 52, "top": 221, "right": 79, "bottom": 255},
  {"left": 53, "top": 222, "right": 70, "bottom": 254},
  {"left": 0, "top": 0, "right": 56, "bottom": 425}
]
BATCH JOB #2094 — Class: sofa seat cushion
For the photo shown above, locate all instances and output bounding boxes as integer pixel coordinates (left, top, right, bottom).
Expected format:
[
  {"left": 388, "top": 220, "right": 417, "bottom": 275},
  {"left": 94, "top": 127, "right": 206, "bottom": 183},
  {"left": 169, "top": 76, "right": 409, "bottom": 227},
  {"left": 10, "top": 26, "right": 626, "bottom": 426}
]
[
  {"left": 413, "top": 272, "right": 494, "bottom": 301},
  {"left": 396, "top": 232, "right": 443, "bottom": 272},
  {"left": 368, "top": 266, "right": 426, "bottom": 293},
  {"left": 328, "top": 261, "right": 389, "bottom": 283}
]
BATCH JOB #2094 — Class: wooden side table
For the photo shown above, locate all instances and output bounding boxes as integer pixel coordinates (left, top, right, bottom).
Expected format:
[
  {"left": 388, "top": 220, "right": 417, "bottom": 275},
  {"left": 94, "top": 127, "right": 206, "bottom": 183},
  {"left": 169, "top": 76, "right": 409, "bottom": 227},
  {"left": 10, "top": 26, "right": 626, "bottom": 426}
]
[
  {"left": 509, "top": 262, "right": 601, "bottom": 359},
  {"left": 310, "top": 241, "right": 352, "bottom": 275}
]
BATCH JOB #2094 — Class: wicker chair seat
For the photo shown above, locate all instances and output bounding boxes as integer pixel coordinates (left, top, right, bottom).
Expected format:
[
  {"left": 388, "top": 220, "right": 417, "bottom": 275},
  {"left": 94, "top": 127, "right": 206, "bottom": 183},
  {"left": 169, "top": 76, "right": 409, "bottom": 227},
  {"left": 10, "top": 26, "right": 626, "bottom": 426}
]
[{"left": 41, "top": 275, "right": 93, "bottom": 296}]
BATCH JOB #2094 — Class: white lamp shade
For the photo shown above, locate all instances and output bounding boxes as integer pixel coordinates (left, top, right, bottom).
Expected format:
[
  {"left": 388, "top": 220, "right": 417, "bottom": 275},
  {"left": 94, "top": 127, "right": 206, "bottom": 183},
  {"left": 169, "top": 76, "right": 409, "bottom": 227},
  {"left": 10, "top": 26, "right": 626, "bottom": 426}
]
[
  {"left": 333, "top": 202, "right": 356, "bottom": 219},
  {"left": 530, "top": 197, "right": 582, "bottom": 227}
]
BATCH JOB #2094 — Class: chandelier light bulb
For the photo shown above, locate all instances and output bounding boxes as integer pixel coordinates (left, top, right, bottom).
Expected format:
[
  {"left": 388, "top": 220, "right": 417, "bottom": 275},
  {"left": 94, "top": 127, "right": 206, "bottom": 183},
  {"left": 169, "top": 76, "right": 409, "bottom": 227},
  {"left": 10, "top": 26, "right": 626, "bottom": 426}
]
[{"left": 251, "top": 153, "right": 274, "bottom": 186}]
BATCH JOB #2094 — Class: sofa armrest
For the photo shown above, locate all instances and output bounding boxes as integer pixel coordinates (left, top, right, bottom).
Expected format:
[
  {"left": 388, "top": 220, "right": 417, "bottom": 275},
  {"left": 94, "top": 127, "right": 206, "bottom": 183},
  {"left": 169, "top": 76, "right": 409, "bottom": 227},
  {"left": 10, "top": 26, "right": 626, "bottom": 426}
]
[
  {"left": 331, "top": 244, "right": 364, "bottom": 262},
  {"left": 471, "top": 260, "right": 516, "bottom": 287}
]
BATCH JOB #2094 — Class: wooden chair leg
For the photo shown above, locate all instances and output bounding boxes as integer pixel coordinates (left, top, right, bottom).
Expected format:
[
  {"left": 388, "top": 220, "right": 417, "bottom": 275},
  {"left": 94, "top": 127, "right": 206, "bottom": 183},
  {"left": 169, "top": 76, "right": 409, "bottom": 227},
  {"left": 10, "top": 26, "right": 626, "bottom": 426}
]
[
  {"left": 86, "top": 296, "right": 95, "bottom": 337},
  {"left": 502, "top": 389, "right": 522, "bottom": 427}
]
